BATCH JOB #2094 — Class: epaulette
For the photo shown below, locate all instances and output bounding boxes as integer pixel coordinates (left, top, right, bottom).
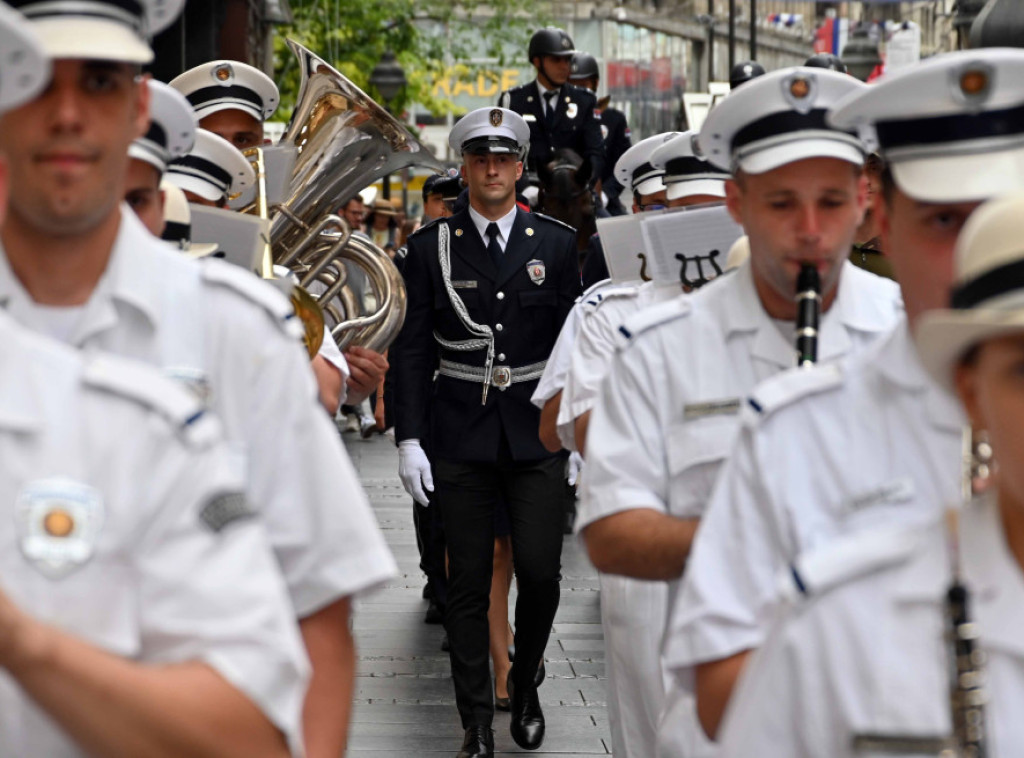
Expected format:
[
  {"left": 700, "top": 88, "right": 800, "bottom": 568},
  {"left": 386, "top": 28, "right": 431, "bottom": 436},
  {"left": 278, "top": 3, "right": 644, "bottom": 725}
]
[
  {"left": 201, "top": 260, "right": 304, "bottom": 341},
  {"left": 580, "top": 277, "right": 612, "bottom": 300},
  {"left": 409, "top": 217, "right": 443, "bottom": 240},
  {"left": 582, "top": 282, "right": 641, "bottom": 313},
  {"left": 614, "top": 296, "right": 690, "bottom": 346},
  {"left": 532, "top": 212, "right": 577, "bottom": 234},
  {"left": 778, "top": 522, "right": 921, "bottom": 605},
  {"left": 746, "top": 363, "right": 843, "bottom": 418},
  {"left": 81, "top": 355, "right": 219, "bottom": 448}
]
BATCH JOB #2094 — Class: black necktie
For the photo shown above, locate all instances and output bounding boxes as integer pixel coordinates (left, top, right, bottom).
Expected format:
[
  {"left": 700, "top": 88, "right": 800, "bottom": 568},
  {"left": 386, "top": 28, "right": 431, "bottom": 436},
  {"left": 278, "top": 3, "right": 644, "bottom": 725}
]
[
  {"left": 544, "top": 90, "right": 558, "bottom": 127},
  {"left": 486, "top": 222, "right": 502, "bottom": 268}
]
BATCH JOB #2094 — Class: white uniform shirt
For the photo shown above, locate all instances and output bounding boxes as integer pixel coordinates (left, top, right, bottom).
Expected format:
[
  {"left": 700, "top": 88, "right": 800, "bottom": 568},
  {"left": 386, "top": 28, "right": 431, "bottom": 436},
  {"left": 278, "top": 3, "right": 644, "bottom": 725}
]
[
  {"left": 530, "top": 278, "right": 618, "bottom": 409},
  {"left": 0, "top": 209, "right": 397, "bottom": 617},
  {"left": 666, "top": 321, "right": 962, "bottom": 671},
  {"left": 557, "top": 281, "right": 679, "bottom": 451},
  {"left": 581, "top": 260, "right": 903, "bottom": 757},
  {"left": 719, "top": 494, "right": 1024, "bottom": 757},
  {"left": 0, "top": 314, "right": 308, "bottom": 756}
]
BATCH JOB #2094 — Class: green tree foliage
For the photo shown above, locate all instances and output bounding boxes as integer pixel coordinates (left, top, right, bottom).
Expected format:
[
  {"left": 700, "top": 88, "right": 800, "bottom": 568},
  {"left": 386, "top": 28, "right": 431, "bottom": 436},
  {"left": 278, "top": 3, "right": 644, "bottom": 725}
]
[{"left": 273, "top": 0, "right": 548, "bottom": 122}]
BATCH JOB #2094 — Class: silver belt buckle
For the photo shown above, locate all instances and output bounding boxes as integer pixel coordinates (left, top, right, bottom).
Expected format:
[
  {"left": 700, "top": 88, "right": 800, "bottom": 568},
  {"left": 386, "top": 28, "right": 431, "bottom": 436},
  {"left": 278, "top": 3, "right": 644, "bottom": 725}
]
[{"left": 492, "top": 366, "right": 512, "bottom": 389}]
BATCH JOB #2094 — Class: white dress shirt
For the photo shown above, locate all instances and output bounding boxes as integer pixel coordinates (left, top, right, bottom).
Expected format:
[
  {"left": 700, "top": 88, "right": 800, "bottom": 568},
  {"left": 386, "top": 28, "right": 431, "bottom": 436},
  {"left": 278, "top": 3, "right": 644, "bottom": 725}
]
[
  {"left": 0, "top": 209, "right": 397, "bottom": 618},
  {"left": 0, "top": 312, "right": 308, "bottom": 755}
]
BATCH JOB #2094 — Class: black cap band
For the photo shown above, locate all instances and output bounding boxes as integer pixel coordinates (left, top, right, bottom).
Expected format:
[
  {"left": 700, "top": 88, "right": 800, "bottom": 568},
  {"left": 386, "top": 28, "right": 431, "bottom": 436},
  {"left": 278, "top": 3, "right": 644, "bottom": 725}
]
[
  {"left": 186, "top": 84, "right": 265, "bottom": 114},
  {"left": 169, "top": 154, "right": 232, "bottom": 192},
  {"left": 664, "top": 156, "right": 728, "bottom": 181},
  {"left": 732, "top": 108, "right": 833, "bottom": 152},
  {"left": 161, "top": 220, "right": 191, "bottom": 244},
  {"left": 876, "top": 101, "right": 1024, "bottom": 153},
  {"left": 461, "top": 136, "right": 520, "bottom": 155},
  {"left": 11, "top": 0, "right": 144, "bottom": 31},
  {"left": 951, "top": 257, "right": 1024, "bottom": 310}
]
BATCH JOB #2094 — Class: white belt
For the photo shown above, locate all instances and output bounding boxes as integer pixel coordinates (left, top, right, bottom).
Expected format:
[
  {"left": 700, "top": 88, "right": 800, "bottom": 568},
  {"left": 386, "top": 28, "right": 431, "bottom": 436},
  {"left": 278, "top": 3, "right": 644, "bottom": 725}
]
[{"left": 437, "top": 359, "right": 547, "bottom": 390}]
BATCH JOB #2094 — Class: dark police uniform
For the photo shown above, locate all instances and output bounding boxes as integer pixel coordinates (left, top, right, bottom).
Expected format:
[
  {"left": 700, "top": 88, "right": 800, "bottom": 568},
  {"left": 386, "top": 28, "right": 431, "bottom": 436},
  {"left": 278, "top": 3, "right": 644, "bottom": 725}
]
[
  {"left": 499, "top": 82, "right": 604, "bottom": 187},
  {"left": 597, "top": 105, "right": 631, "bottom": 214},
  {"left": 392, "top": 108, "right": 581, "bottom": 748}
]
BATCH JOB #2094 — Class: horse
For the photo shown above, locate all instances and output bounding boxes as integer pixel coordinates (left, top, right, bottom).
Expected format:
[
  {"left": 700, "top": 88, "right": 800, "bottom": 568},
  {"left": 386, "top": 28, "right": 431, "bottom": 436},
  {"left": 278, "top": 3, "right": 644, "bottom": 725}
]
[{"left": 535, "top": 149, "right": 597, "bottom": 261}]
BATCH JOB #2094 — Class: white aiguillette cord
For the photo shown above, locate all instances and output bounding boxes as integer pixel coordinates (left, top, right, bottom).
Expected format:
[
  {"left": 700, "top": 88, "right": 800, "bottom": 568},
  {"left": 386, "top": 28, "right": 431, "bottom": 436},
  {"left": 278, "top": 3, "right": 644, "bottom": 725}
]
[{"left": 435, "top": 221, "right": 496, "bottom": 404}]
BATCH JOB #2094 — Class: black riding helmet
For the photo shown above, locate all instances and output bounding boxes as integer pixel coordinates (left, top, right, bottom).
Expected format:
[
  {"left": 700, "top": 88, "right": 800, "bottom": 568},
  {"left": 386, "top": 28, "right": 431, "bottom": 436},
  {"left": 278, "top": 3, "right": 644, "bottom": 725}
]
[
  {"left": 729, "top": 60, "right": 766, "bottom": 90},
  {"left": 804, "top": 53, "right": 849, "bottom": 74},
  {"left": 528, "top": 27, "right": 576, "bottom": 62},
  {"left": 569, "top": 52, "right": 599, "bottom": 81}
]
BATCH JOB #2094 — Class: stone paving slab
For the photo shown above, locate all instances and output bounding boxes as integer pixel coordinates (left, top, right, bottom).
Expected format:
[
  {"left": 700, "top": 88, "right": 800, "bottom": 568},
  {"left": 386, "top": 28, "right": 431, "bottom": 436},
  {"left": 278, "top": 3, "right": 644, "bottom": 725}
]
[{"left": 345, "top": 432, "right": 610, "bottom": 757}]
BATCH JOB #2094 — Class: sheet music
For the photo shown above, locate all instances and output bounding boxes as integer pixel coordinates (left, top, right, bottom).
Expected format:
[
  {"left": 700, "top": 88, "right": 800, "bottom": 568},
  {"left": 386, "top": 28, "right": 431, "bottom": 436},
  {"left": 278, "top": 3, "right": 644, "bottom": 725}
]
[
  {"left": 639, "top": 204, "right": 743, "bottom": 286},
  {"left": 595, "top": 214, "right": 646, "bottom": 284}
]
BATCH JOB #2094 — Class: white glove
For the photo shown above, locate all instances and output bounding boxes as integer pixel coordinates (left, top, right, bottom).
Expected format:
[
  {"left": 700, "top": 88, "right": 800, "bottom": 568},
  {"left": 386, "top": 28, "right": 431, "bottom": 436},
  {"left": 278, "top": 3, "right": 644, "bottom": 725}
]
[
  {"left": 398, "top": 439, "right": 434, "bottom": 507},
  {"left": 566, "top": 451, "right": 584, "bottom": 488},
  {"left": 522, "top": 185, "right": 540, "bottom": 208}
]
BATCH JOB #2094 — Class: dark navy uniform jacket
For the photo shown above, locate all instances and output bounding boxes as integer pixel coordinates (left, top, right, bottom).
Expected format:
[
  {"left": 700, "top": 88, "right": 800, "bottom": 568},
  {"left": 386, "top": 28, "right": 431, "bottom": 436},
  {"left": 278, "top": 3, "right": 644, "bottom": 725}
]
[
  {"left": 392, "top": 207, "right": 581, "bottom": 462},
  {"left": 598, "top": 106, "right": 631, "bottom": 186},
  {"left": 499, "top": 81, "right": 605, "bottom": 184}
]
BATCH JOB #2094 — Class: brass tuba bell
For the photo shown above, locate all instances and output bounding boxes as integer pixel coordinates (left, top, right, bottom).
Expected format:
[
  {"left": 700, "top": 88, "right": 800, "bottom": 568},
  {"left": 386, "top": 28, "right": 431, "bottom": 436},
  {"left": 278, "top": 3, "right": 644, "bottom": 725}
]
[{"left": 265, "top": 40, "right": 446, "bottom": 353}]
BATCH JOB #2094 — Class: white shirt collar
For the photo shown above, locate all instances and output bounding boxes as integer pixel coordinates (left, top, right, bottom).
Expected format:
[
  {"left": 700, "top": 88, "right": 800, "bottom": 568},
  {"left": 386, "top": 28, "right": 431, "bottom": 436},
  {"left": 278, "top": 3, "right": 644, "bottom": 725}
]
[{"left": 467, "top": 204, "right": 517, "bottom": 251}]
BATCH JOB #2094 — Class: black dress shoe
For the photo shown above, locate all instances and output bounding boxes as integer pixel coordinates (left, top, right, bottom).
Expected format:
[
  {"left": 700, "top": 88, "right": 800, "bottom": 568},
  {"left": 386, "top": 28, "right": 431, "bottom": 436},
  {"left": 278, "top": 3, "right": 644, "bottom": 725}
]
[
  {"left": 508, "top": 675, "right": 545, "bottom": 750},
  {"left": 456, "top": 725, "right": 494, "bottom": 758}
]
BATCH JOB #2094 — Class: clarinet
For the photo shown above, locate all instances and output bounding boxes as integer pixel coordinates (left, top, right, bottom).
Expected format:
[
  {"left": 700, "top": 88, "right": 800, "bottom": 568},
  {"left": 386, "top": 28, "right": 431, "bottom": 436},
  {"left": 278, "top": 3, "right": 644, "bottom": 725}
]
[
  {"left": 945, "top": 430, "right": 989, "bottom": 758},
  {"left": 795, "top": 264, "right": 821, "bottom": 367}
]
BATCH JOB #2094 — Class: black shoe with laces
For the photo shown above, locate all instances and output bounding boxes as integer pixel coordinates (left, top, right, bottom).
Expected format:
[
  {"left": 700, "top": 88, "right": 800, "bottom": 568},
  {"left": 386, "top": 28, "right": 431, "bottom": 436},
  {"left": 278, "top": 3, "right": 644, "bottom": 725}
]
[{"left": 456, "top": 725, "right": 494, "bottom": 758}]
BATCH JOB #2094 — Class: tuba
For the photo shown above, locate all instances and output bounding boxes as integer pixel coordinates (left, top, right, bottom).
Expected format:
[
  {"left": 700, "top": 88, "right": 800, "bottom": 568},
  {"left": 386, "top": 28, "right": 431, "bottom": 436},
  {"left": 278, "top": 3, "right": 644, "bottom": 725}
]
[{"left": 267, "top": 40, "right": 445, "bottom": 352}]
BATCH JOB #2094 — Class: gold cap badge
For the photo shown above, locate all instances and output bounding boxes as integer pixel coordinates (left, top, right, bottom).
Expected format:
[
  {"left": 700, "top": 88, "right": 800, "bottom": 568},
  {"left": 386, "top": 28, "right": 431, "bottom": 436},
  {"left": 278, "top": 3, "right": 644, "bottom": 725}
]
[
  {"left": 960, "top": 69, "right": 988, "bottom": 97},
  {"left": 789, "top": 77, "right": 811, "bottom": 99},
  {"left": 490, "top": 109, "right": 503, "bottom": 127},
  {"left": 213, "top": 63, "right": 234, "bottom": 83}
]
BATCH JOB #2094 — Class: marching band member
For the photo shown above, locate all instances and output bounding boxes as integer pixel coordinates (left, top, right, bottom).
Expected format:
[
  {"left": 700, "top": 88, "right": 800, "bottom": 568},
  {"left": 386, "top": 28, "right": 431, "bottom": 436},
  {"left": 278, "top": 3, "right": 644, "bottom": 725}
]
[
  {"left": 564, "top": 130, "right": 730, "bottom": 455},
  {"left": 533, "top": 132, "right": 678, "bottom": 454},
  {"left": 170, "top": 59, "right": 278, "bottom": 151},
  {"left": 667, "top": 46, "right": 1024, "bottom": 744},
  {"left": 0, "top": 2, "right": 309, "bottom": 755},
  {"left": 559, "top": 130, "right": 728, "bottom": 758},
  {"left": 0, "top": 5, "right": 397, "bottom": 758},
  {"left": 123, "top": 80, "right": 196, "bottom": 236},
  {"left": 580, "top": 66, "right": 903, "bottom": 757},
  {"left": 719, "top": 191, "right": 1024, "bottom": 756},
  {"left": 166, "top": 127, "right": 256, "bottom": 208},
  {"left": 391, "top": 107, "right": 581, "bottom": 758},
  {"left": 171, "top": 58, "right": 386, "bottom": 419}
]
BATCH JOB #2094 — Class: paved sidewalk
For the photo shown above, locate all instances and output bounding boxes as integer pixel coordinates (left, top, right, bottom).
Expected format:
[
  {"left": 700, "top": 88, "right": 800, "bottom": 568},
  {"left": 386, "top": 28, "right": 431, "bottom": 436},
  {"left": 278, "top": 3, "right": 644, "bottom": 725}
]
[{"left": 344, "top": 432, "right": 611, "bottom": 756}]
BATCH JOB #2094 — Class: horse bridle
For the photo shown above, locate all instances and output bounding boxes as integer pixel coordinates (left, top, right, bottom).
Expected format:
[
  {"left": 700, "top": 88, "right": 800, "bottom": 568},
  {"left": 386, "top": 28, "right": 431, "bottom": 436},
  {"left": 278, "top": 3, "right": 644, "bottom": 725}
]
[{"left": 540, "top": 162, "right": 592, "bottom": 202}]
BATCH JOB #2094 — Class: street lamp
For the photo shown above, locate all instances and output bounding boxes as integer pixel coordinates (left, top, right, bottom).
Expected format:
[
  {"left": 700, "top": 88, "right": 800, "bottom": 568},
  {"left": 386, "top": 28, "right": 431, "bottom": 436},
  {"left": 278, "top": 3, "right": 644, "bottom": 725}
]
[
  {"left": 369, "top": 50, "right": 407, "bottom": 201},
  {"left": 841, "top": 27, "right": 882, "bottom": 82}
]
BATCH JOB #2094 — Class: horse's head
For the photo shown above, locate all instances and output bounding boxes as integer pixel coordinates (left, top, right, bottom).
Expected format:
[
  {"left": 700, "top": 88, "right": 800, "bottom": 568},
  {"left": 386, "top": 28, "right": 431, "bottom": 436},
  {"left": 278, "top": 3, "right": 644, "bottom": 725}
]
[{"left": 536, "top": 149, "right": 596, "bottom": 253}]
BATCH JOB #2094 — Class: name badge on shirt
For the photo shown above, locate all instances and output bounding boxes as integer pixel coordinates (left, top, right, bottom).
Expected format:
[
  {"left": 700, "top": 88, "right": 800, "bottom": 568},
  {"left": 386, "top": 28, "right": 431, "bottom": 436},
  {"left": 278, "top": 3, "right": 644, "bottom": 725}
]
[
  {"left": 683, "top": 399, "right": 742, "bottom": 420},
  {"left": 16, "top": 478, "right": 105, "bottom": 579},
  {"left": 844, "top": 478, "right": 915, "bottom": 513},
  {"left": 165, "top": 367, "right": 212, "bottom": 406},
  {"left": 523, "top": 114, "right": 537, "bottom": 123},
  {"left": 452, "top": 280, "right": 478, "bottom": 289}
]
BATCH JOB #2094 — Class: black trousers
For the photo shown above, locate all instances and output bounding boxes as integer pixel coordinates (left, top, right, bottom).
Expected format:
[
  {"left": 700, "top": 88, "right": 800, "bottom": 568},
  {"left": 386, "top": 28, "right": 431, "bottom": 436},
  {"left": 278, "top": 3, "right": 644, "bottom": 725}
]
[{"left": 434, "top": 452, "right": 564, "bottom": 728}]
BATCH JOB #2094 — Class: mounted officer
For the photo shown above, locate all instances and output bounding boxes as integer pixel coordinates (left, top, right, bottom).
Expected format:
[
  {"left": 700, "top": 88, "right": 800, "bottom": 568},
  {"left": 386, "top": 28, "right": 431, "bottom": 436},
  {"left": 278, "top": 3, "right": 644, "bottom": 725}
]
[{"left": 499, "top": 27, "right": 604, "bottom": 196}]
